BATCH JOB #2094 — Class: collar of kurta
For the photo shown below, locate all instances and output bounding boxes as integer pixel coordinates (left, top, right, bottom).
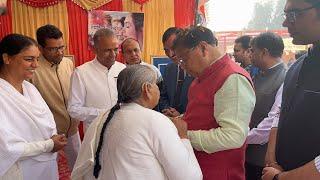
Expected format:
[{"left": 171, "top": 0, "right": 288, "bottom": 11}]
[
  {"left": 260, "top": 62, "right": 284, "bottom": 75},
  {"left": 197, "top": 54, "right": 228, "bottom": 82},
  {"left": 39, "top": 55, "right": 60, "bottom": 68},
  {"left": 93, "top": 58, "right": 115, "bottom": 73}
]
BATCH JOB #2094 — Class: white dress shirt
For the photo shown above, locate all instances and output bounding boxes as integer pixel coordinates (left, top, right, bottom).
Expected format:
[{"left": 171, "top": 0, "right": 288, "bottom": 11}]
[
  {"left": 315, "top": 156, "right": 320, "bottom": 173},
  {"left": 68, "top": 59, "right": 126, "bottom": 130},
  {"left": 247, "top": 85, "right": 283, "bottom": 144}
]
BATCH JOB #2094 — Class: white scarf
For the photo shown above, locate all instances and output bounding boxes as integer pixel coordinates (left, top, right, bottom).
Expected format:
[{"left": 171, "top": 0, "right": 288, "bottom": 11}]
[
  {"left": 0, "top": 79, "right": 57, "bottom": 176},
  {"left": 71, "top": 111, "right": 108, "bottom": 180}
]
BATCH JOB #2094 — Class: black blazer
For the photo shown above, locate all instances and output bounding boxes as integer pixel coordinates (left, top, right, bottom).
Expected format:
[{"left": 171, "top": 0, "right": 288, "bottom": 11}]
[{"left": 159, "top": 63, "right": 194, "bottom": 113}]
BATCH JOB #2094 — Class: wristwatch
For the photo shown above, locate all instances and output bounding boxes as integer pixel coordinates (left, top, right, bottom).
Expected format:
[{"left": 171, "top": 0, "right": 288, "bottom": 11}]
[{"left": 273, "top": 173, "right": 280, "bottom": 180}]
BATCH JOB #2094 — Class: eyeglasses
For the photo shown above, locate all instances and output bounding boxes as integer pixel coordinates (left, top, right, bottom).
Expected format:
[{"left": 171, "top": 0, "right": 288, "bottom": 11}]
[
  {"left": 178, "top": 59, "right": 186, "bottom": 66},
  {"left": 177, "top": 46, "right": 197, "bottom": 66},
  {"left": 45, "top": 45, "right": 66, "bottom": 53},
  {"left": 283, "top": 2, "right": 320, "bottom": 23}
]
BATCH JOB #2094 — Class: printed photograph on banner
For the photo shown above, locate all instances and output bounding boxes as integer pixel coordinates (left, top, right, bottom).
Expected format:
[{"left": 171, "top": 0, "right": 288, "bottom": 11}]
[
  {"left": 0, "top": 0, "right": 7, "bottom": 15},
  {"left": 88, "top": 11, "right": 144, "bottom": 49}
]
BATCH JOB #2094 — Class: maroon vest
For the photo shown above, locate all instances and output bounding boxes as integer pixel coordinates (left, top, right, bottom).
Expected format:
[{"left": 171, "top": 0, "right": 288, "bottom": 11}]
[{"left": 184, "top": 55, "right": 252, "bottom": 180}]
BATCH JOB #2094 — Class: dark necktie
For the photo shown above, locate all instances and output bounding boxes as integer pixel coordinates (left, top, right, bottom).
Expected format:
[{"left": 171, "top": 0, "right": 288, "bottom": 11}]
[{"left": 174, "top": 67, "right": 185, "bottom": 109}]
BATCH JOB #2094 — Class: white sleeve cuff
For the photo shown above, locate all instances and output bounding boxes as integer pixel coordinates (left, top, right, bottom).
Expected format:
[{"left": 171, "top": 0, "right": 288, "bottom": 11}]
[
  {"left": 45, "top": 139, "right": 54, "bottom": 153},
  {"left": 315, "top": 156, "right": 320, "bottom": 173},
  {"left": 272, "top": 118, "right": 279, "bottom": 128}
]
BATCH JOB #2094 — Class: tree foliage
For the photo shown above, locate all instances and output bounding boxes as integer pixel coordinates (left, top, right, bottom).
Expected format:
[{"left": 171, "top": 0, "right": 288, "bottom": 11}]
[{"left": 247, "top": 0, "right": 286, "bottom": 30}]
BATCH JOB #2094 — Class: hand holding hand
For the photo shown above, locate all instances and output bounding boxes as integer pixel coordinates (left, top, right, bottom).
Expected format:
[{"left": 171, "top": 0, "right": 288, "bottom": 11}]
[
  {"left": 162, "top": 107, "right": 181, "bottom": 117},
  {"left": 51, "top": 134, "right": 67, "bottom": 152},
  {"left": 265, "top": 162, "right": 284, "bottom": 172},
  {"left": 262, "top": 167, "right": 283, "bottom": 180},
  {"left": 171, "top": 116, "right": 188, "bottom": 139}
]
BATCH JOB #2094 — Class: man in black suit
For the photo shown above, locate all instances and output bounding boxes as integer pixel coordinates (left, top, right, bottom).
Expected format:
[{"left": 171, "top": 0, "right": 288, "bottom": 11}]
[
  {"left": 262, "top": 0, "right": 320, "bottom": 180},
  {"left": 159, "top": 27, "right": 194, "bottom": 117}
]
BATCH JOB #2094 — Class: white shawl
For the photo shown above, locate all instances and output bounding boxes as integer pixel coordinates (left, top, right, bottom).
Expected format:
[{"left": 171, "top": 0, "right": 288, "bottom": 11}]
[
  {"left": 0, "top": 79, "right": 57, "bottom": 176},
  {"left": 71, "top": 111, "right": 108, "bottom": 180}
]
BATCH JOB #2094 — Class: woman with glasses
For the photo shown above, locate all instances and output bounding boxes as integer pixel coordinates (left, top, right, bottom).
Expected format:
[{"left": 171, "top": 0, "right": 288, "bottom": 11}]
[
  {"left": 0, "top": 34, "right": 67, "bottom": 180},
  {"left": 72, "top": 65, "right": 202, "bottom": 180}
]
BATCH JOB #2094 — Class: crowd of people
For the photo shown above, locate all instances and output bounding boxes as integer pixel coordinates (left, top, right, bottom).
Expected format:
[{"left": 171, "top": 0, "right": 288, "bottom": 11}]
[{"left": 0, "top": 0, "right": 319, "bottom": 179}]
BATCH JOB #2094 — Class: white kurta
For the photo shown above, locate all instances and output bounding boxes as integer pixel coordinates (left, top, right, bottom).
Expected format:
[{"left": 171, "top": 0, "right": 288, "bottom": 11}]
[
  {"left": 0, "top": 79, "right": 58, "bottom": 180},
  {"left": 72, "top": 103, "right": 202, "bottom": 180},
  {"left": 68, "top": 59, "right": 126, "bottom": 130}
]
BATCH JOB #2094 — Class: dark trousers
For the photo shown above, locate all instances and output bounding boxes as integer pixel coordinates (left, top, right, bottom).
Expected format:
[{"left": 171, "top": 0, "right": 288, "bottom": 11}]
[{"left": 245, "top": 162, "right": 263, "bottom": 180}]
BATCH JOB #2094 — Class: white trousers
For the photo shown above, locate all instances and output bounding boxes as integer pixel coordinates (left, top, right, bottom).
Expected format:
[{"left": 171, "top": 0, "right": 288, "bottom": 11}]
[{"left": 64, "top": 131, "right": 81, "bottom": 170}]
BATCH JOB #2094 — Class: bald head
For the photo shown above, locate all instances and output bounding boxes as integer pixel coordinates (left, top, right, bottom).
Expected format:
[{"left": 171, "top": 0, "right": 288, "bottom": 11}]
[{"left": 121, "top": 38, "right": 142, "bottom": 65}]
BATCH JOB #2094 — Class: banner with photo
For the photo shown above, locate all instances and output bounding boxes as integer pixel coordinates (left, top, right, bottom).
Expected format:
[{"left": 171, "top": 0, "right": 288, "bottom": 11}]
[
  {"left": 88, "top": 10, "right": 144, "bottom": 49},
  {"left": 0, "top": 0, "right": 7, "bottom": 15},
  {"left": 195, "top": 0, "right": 208, "bottom": 26}
]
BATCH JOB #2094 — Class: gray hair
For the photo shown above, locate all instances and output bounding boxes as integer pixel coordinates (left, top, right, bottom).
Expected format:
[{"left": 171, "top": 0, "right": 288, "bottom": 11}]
[
  {"left": 93, "top": 64, "right": 157, "bottom": 178},
  {"left": 93, "top": 28, "right": 115, "bottom": 47},
  {"left": 117, "top": 64, "right": 157, "bottom": 103}
]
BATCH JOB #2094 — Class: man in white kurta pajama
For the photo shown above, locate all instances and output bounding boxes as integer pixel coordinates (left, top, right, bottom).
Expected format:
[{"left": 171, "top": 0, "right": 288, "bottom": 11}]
[
  {"left": 68, "top": 29, "right": 126, "bottom": 131},
  {"left": 0, "top": 79, "right": 58, "bottom": 180},
  {"left": 67, "top": 58, "right": 125, "bottom": 130}
]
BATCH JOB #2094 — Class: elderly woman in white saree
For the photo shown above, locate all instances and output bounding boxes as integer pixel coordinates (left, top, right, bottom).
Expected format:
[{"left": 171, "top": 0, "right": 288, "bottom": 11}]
[
  {"left": 72, "top": 65, "right": 202, "bottom": 180},
  {"left": 0, "top": 34, "right": 67, "bottom": 180}
]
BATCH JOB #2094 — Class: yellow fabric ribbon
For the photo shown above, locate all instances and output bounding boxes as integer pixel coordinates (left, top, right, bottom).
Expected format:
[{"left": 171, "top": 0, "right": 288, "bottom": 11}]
[{"left": 71, "top": 0, "right": 111, "bottom": 10}]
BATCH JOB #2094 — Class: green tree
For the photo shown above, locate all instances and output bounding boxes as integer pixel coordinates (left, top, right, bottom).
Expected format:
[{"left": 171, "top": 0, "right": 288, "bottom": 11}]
[
  {"left": 247, "top": 0, "right": 286, "bottom": 30},
  {"left": 270, "top": 0, "right": 286, "bottom": 29},
  {"left": 247, "top": 1, "right": 274, "bottom": 30}
]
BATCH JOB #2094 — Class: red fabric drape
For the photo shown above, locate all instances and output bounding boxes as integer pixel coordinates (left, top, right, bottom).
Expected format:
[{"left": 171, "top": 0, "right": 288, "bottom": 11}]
[
  {"left": 133, "top": 0, "right": 149, "bottom": 4},
  {"left": 67, "top": 0, "right": 122, "bottom": 67},
  {"left": 17, "top": 0, "right": 63, "bottom": 7},
  {"left": 174, "top": 0, "right": 196, "bottom": 28},
  {"left": 0, "top": 0, "right": 12, "bottom": 40},
  {"left": 133, "top": 0, "right": 149, "bottom": 10}
]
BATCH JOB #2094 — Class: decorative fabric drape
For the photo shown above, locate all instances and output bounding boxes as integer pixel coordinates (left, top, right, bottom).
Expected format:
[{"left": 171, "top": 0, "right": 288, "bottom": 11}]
[
  {"left": 132, "top": 0, "right": 149, "bottom": 5},
  {"left": 71, "top": 0, "right": 112, "bottom": 11},
  {"left": 0, "top": 0, "right": 12, "bottom": 39},
  {"left": 174, "top": 0, "right": 195, "bottom": 28},
  {"left": 17, "top": 0, "right": 64, "bottom": 7},
  {"left": 67, "top": 0, "right": 122, "bottom": 66},
  {"left": 11, "top": 0, "right": 70, "bottom": 53},
  {"left": 123, "top": 0, "right": 175, "bottom": 64},
  {"left": 132, "top": 0, "right": 149, "bottom": 10}
]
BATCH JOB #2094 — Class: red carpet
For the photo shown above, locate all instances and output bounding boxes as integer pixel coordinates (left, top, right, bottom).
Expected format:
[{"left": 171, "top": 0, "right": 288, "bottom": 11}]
[{"left": 58, "top": 150, "right": 71, "bottom": 180}]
